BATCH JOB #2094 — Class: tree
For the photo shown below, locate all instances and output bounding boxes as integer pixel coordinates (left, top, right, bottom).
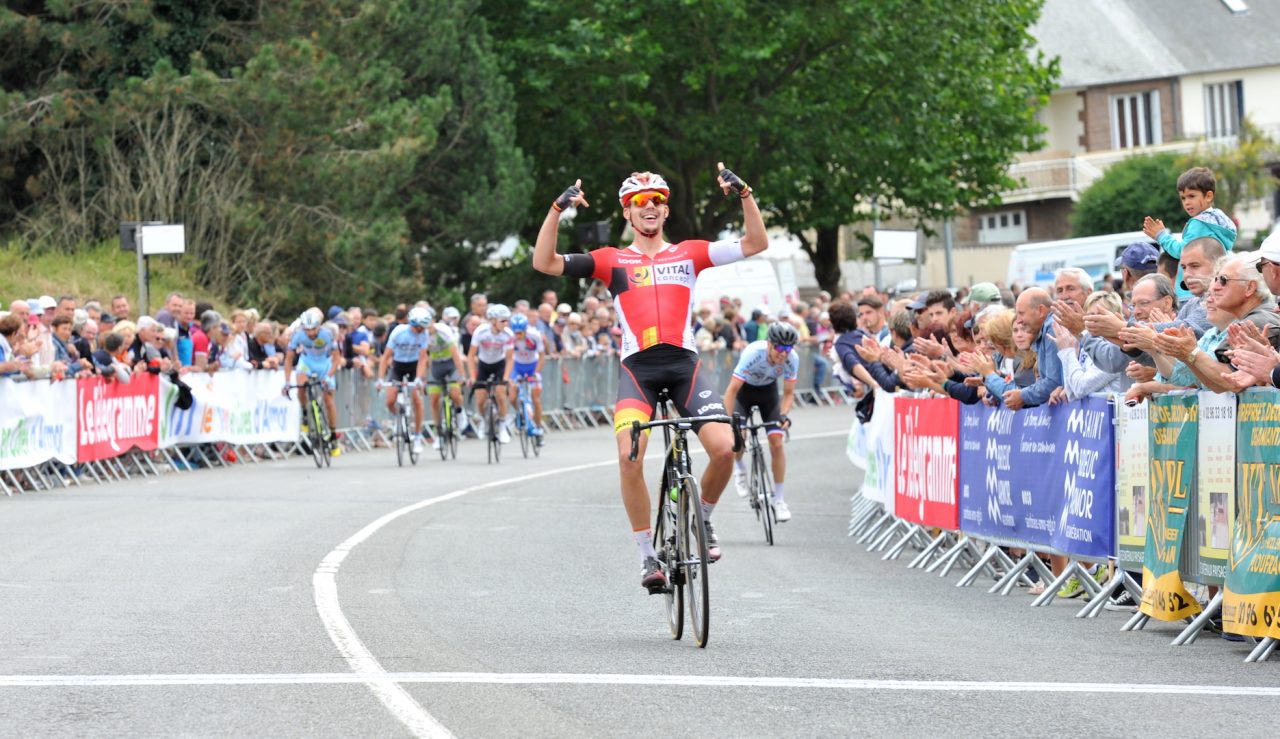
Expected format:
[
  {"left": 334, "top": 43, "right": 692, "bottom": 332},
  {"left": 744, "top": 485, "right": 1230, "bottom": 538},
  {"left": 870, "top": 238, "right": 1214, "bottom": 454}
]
[
  {"left": 1070, "top": 153, "right": 1186, "bottom": 237},
  {"left": 482, "top": 0, "right": 1057, "bottom": 292}
]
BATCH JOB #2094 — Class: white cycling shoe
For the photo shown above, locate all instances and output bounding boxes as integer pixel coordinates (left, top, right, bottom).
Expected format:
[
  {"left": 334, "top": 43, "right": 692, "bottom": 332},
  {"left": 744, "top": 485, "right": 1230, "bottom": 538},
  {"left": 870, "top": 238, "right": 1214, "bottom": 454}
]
[{"left": 773, "top": 500, "right": 792, "bottom": 522}]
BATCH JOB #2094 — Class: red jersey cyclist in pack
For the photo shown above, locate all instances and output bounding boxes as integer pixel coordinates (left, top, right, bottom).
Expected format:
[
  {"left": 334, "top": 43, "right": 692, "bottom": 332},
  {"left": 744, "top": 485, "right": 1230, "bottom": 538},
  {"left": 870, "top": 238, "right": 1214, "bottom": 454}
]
[{"left": 532, "top": 165, "right": 768, "bottom": 590}]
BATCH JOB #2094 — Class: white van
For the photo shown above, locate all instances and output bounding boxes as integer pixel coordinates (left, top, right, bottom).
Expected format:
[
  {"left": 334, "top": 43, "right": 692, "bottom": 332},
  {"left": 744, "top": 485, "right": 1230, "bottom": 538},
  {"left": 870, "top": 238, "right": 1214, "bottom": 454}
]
[
  {"left": 693, "top": 256, "right": 786, "bottom": 315},
  {"left": 1006, "top": 231, "right": 1157, "bottom": 290}
]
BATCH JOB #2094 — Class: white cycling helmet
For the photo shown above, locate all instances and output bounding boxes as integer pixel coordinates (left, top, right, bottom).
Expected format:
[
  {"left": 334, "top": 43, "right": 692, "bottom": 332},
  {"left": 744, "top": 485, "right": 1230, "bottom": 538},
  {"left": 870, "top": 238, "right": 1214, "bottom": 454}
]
[
  {"left": 442, "top": 306, "right": 460, "bottom": 321},
  {"left": 486, "top": 304, "right": 511, "bottom": 321},
  {"left": 408, "top": 307, "right": 431, "bottom": 328},
  {"left": 618, "top": 171, "right": 670, "bottom": 206},
  {"left": 299, "top": 309, "right": 322, "bottom": 330}
]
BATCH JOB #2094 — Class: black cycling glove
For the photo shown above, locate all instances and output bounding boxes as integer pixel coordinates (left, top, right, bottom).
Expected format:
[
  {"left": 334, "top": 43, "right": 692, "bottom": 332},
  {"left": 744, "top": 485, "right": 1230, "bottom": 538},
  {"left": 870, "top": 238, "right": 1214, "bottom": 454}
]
[
  {"left": 552, "top": 184, "right": 582, "bottom": 212},
  {"left": 719, "top": 168, "right": 751, "bottom": 198}
]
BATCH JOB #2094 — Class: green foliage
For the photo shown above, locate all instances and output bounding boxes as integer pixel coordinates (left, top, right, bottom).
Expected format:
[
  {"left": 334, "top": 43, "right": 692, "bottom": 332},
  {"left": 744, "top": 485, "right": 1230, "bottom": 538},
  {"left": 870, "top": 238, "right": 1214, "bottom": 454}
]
[
  {"left": 1070, "top": 153, "right": 1186, "bottom": 237},
  {"left": 0, "top": 0, "right": 528, "bottom": 315},
  {"left": 482, "top": 0, "right": 1057, "bottom": 290}
]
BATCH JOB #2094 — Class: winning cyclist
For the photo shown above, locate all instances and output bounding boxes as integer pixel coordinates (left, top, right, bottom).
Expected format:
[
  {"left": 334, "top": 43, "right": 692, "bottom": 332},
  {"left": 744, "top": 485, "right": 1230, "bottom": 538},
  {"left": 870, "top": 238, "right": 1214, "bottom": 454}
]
[
  {"left": 283, "top": 308, "right": 343, "bottom": 453},
  {"left": 723, "top": 322, "right": 799, "bottom": 522},
  {"left": 468, "top": 304, "right": 514, "bottom": 444},
  {"left": 425, "top": 308, "right": 470, "bottom": 450},
  {"left": 532, "top": 163, "right": 767, "bottom": 590},
  {"left": 508, "top": 313, "right": 546, "bottom": 440},
  {"left": 378, "top": 306, "right": 432, "bottom": 455}
]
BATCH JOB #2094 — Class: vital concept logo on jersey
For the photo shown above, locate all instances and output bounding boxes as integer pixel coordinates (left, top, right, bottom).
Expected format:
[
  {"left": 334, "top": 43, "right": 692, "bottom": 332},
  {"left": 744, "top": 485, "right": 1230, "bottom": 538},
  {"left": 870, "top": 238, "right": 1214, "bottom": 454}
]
[
  {"left": 650, "top": 260, "right": 695, "bottom": 286},
  {"left": 627, "top": 266, "right": 654, "bottom": 288}
]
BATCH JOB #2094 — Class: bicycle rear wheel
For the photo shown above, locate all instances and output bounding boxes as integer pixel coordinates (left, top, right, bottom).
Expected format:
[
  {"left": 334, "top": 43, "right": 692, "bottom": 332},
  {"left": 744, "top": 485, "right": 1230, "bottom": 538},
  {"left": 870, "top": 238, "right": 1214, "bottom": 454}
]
[
  {"left": 518, "top": 410, "right": 530, "bottom": 458},
  {"left": 754, "top": 448, "right": 773, "bottom": 546},
  {"left": 681, "top": 477, "right": 711, "bottom": 648},
  {"left": 408, "top": 408, "right": 420, "bottom": 466},
  {"left": 653, "top": 489, "right": 683, "bottom": 640}
]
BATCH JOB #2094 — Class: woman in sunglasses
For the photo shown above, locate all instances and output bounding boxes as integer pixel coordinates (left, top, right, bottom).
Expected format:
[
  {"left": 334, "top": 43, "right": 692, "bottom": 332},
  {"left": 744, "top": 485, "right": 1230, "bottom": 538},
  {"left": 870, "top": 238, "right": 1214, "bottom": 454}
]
[
  {"left": 531, "top": 163, "right": 768, "bottom": 591},
  {"left": 722, "top": 321, "right": 800, "bottom": 522}
]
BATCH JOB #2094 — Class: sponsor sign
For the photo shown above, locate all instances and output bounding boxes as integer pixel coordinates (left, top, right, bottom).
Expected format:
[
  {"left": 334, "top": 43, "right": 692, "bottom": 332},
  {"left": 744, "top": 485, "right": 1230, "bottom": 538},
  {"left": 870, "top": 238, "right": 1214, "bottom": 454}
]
[
  {"left": 1048, "top": 396, "right": 1115, "bottom": 560},
  {"left": 1116, "top": 400, "right": 1149, "bottom": 572},
  {"left": 894, "top": 397, "right": 959, "bottom": 529},
  {"left": 0, "top": 378, "right": 77, "bottom": 470},
  {"left": 858, "top": 390, "right": 895, "bottom": 508},
  {"left": 1194, "top": 392, "right": 1235, "bottom": 585},
  {"left": 161, "top": 371, "right": 299, "bottom": 446},
  {"left": 1140, "top": 393, "right": 1202, "bottom": 621},
  {"left": 1223, "top": 389, "right": 1280, "bottom": 639},
  {"left": 959, "top": 403, "right": 1022, "bottom": 543},
  {"left": 75, "top": 373, "right": 160, "bottom": 462}
]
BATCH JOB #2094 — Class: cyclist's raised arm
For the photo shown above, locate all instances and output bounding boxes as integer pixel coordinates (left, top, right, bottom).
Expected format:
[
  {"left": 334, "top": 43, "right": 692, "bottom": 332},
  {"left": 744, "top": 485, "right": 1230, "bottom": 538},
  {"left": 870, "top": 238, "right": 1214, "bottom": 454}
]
[
  {"left": 533, "top": 180, "right": 589, "bottom": 276},
  {"left": 716, "top": 162, "right": 767, "bottom": 257}
]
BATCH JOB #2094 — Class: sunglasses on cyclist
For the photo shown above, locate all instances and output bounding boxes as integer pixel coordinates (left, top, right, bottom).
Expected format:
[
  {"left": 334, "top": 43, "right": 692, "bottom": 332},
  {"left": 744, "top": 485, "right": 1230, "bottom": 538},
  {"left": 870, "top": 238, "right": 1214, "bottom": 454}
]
[
  {"left": 772, "top": 343, "right": 794, "bottom": 353},
  {"left": 627, "top": 191, "right": 667, "bottom": 208}
]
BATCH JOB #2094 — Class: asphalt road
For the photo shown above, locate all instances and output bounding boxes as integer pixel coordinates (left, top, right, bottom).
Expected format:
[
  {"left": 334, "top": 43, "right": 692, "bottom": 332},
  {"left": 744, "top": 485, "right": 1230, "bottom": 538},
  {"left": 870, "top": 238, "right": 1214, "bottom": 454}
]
[{"left": 1, "top": 404, "right": 1276, "bottom": 737}]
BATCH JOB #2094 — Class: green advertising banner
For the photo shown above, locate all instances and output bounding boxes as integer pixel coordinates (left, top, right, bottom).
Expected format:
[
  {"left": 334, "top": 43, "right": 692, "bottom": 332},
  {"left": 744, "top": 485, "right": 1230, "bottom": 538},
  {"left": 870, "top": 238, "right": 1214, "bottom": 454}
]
[
  {"left": 1224, "top": 389, "right": 1280, "bottom": 639},
  {"left": 1140, "top": 394, "right": 1202, "bottom": 621}
]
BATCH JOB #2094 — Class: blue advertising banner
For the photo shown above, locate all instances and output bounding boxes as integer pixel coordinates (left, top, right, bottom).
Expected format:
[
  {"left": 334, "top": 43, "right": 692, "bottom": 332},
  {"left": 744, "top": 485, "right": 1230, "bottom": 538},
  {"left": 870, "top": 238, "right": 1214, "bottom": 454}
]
[
  {"left": 959, "top": 396, "right": 1115, "bottom": 557},
  {"left": 1048, "top": 396, "right": 1116, "bottom": 559},
  {"left": 959, "top": 404, "right": 1022, "bottom": 543}
]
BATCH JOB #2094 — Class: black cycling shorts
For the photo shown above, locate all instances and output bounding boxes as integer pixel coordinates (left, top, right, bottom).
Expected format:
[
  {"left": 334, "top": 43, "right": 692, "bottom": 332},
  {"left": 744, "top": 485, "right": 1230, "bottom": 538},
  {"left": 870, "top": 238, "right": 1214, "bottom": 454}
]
[
  {"left": 473, "top": 360, "right": 506, "bottom": 390},
  {"left": 389, "top": 360, "right": 418, "bottom": 383},
  {"left": 734, "top": 382, "right": 784, "bottom": 436},
  {"left": 614, "top": 344, "right": 725, "bottom": 435}
]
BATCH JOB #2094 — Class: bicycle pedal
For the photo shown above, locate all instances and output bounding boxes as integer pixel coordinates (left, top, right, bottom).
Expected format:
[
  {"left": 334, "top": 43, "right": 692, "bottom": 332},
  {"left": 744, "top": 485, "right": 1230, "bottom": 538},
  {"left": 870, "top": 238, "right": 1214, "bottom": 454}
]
[{"left": 645, "top": 584, "right": 672, "bottom": 595}]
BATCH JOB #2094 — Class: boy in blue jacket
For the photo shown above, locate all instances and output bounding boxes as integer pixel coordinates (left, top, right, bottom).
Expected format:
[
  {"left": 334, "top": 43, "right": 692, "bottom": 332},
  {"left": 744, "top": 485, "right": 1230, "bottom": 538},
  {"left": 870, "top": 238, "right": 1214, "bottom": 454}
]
[{"left": 1142, "top": 166, "right": 1235, "bottom": 299}]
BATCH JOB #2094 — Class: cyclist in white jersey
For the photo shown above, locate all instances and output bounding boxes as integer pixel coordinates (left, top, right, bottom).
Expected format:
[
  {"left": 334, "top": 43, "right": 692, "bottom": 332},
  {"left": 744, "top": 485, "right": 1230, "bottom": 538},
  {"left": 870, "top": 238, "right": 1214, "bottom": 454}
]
[
  {"left": 722, "top": 322, "right": 799, "bottom": 521},
  {"left": 508, "top": 313, "right": 546, "bottom": 438},
  {"left": 378, "top": 306, "right": 432, "bottom": 453},
  {"left": 283, "top": 308, "right": 342, "bottom": 445},
  {"left": 468, "top": 304, "right": 514, "bottom": 443}
]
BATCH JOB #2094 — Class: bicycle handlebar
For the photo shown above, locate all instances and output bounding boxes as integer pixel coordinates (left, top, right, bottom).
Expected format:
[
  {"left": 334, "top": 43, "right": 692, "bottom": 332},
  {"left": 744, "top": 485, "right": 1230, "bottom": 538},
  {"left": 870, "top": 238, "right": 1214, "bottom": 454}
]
[{"left": 627, "top": 413, "right": 742, "bottom": 461}]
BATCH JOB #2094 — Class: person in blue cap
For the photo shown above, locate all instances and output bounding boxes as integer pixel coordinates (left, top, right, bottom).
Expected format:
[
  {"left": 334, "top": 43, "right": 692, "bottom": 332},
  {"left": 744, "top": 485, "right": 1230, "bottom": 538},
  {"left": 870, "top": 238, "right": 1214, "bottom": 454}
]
[{"left": 1114, "top": 242, "right": 1159, "bottom": 293}]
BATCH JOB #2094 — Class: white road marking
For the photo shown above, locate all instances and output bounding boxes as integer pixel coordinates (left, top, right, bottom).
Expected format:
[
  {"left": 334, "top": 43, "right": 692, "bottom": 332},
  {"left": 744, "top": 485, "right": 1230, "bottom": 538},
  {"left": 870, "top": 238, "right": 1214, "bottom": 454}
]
[
  {"left": 1, "top": 672, "right": 1279, "bottom": 697},
  {"left": 312, "top": 428, "right": 848, "bottom": 737}
]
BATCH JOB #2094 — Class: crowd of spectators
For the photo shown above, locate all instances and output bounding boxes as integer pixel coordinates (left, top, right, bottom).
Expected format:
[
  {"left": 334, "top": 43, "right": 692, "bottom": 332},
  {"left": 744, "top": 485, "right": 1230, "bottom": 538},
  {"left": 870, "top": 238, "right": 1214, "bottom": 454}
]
[{"left": 0, "top": 283, "right": 840, "bottom": 392}]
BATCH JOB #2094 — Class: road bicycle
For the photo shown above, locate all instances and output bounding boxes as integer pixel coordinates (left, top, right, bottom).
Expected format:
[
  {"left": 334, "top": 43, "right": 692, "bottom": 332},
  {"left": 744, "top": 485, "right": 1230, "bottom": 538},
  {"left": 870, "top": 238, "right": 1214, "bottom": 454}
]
[
  {"left": 288, "top": 376, "right": 336, "bottom": 468},
  {"left": 512, "top": 376, "right": 542, "bottom": 459},
  {"left": 476, "top": 375, "right": 506, "bottom": 464},
  {"left": 430, "top": 379, "right": 460, "bottom": 461},
  {"left": 386, "top": 379, "right": 421, "bottom": 467},
  {"left": 740, "top": 405, "right": 780, "bottom": 545},
  {"left": 628, "top": 389, "right": 740, "bottom": 648}
]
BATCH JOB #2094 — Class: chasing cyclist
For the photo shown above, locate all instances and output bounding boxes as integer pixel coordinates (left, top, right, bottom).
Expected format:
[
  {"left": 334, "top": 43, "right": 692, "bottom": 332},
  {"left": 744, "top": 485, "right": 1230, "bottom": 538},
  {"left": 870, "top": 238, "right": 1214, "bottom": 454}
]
[
  {"left": 378, "top": 306, "right": 432, "bottom": 455},
  {"left": 283, "top": 308, "right": 343, "bottom": 455},
  {"left": 508, "top": 313, "right": 546, "bottom": 440},
  {"left": 468, "top": 304, "right": 514, "bottom": 444},
  {"left": 532, "top": 163, "right": 767, "bottom": 590},
  {"left": 723, "top": 322, "right": 799, "bottom": 522},
  {"left": 424, "top": 308, "right": 470, "bottom": 450}
]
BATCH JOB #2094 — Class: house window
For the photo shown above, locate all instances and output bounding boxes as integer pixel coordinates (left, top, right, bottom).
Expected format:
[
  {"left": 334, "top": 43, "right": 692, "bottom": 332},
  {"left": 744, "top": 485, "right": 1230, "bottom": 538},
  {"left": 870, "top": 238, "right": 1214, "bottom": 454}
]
[
  {"left": 978, "top": 209, "right": 1028, "bottom": 244},
  {"left": 1110, "top": 90, "right": 1162, "bottom": 149},
  {"left": 1204, "top": 80, "right": 1243, "bottom": 139}
]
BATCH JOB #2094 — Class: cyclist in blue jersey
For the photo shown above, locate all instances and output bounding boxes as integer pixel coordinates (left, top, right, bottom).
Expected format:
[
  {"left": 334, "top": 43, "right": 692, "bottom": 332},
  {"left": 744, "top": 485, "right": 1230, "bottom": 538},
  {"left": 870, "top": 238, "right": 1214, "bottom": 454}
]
[
  {"left": 378, "top": 306, "right": 432, "bottom": 454},
  {"left": 722, "top": 322, "right": 799, "bottom": 521},
  {"left": 508, "top": 314, "right": 546, "bottom": 439},
  {"left": 283, "top": 308, "right": 343, "bottom": 443}
]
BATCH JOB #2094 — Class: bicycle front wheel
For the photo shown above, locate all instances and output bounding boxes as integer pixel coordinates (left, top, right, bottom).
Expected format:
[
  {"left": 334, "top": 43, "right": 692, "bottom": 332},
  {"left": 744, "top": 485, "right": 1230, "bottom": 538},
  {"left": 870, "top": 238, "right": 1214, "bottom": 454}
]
[
  {"left": 310, "top": 402, "right": 326, "bottom": 469},
  {"left": 681, "top": 477, "right": 711, "bottom": 648},
  {"left": 518, "top": 412, "right": 530, "bottom": 458},
  {"left": 653, "top": 490, "right": 683, "bottom": 640},
  {"left": 395, "top": 410, "right": 406, "bottom": 467},
  {"left": 438, "top": 401, "right": 451, "bottom": 461},
  {"left": 754, "top": 448, "right": 773, "bottom": 546}
]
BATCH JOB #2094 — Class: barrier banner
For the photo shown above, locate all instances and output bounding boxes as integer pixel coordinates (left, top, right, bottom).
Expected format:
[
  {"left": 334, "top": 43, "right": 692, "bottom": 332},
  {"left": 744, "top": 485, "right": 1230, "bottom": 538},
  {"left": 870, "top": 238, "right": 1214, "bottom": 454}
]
[
  {"left": 1115, "top": 400, "right": 1149, "bottom": 572},
  {"left": 1048, "top": 396, "right": 1115, "bottom": 560},
  {"left": 847, "top": 417, "right": 867, "bottom": 470},
  {"left": 1224, "top": 389, "right": 1280, "bottom": 639},
  {"left": 75, "top": 373, "right": 160, "bottom": 463},
  {"left": 0, "top": 378, "right": 77, "bottom": 471},
  {"left": 161, "top": 371, "right": 299, "bottom": 446},
  {"left": 1140, "top": 393, "right": 1201, "bottom": 621},
  {"left": 859, "top": 390, "right": 895, "bottom": 508},
  {"left": 958, "top": 403, "right": 1021, "bottom": 543},
  {"left": 894, "top": 396, "right": 959, "bottom": 529},
  {"left": 1194, "top": 392, "right": 1235, "bottom": 585},
  {"left": 1008, "top": 404, "right": 1061, "bottom": 547}
]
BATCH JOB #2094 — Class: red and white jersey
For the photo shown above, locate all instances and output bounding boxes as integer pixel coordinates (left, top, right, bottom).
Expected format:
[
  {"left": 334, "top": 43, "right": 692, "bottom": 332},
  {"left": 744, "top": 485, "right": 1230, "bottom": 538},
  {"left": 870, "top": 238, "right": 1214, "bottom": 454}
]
[{"left": 563, "top": 239, "right": 745, "bottom": 359}]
